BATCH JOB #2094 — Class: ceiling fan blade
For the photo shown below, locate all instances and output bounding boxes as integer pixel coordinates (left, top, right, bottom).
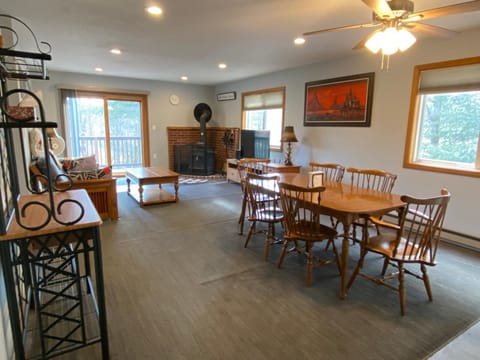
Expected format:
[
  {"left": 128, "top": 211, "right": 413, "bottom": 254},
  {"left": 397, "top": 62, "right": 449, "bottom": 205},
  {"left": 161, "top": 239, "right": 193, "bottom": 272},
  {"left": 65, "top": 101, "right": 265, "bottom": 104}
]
[
  {"left": 406, "top": 22, "right": 459, "bottom": 38},
  {"left": 352, "top": 29, "right": 383, "bottom": 50},
  {"left": 408, "top": 0, "right": 480, "bottom": 21},
  {"left": 303, "top": 22, "right": 380, "bottom": 36},
  {"left": 362, "top": 0, "right": 394, "bottom": 18}
]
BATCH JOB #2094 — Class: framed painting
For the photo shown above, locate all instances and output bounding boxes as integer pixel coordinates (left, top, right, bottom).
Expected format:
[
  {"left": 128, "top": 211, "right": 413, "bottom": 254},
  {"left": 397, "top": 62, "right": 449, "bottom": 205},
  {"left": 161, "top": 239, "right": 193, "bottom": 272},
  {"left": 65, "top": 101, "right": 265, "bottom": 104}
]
[{"left": 304, "top": 72, "right": 375, "bottom": 127}]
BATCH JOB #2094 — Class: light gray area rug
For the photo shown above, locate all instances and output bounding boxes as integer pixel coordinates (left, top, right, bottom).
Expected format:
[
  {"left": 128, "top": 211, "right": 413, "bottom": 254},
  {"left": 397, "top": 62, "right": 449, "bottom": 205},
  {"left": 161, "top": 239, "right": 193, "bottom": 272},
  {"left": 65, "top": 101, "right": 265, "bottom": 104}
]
[{"left": 95, "top": 181, "right": 480, "bottom": 360}]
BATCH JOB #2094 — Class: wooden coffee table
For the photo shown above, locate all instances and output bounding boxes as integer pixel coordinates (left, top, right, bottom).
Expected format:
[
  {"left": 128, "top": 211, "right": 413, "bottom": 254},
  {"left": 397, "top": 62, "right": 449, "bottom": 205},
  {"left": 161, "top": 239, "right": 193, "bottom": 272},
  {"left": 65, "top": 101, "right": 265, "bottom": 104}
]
[{"left": 126, "top": 167, "right": 179, "bottom": 207}]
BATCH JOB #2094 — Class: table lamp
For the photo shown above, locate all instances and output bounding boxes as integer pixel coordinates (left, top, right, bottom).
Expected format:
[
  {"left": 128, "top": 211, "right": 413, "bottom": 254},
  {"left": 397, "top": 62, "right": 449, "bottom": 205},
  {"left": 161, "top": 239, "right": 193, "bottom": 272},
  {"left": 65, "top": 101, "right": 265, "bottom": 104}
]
[{"left": 281, "top": 126, "right": 298, "bottom": 165}]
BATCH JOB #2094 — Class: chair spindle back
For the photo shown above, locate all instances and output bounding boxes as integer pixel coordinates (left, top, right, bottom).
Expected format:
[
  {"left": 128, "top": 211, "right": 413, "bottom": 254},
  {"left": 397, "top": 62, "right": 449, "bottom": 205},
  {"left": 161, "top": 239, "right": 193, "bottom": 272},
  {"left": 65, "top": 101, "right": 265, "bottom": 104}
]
[
  {"left": 278, "top": 182, "right": 326, "bottom": 241},
  {"left": 245, "top": 173, "right": 281, "bottom": 223},
  {"left": 395, "top": 189, "right": 451, "bottom": 264},
  {"left": 309, "top": 162, "right": 345, "bottom": 183},
  {"left": 346, "top": 167, "right": 397, "bottom": 192}
]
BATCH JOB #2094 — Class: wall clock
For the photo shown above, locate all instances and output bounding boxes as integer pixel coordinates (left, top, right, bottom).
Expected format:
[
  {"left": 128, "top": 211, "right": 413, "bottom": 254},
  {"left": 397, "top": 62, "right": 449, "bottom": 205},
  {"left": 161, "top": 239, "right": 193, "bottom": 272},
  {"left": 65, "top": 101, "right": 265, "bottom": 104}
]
[{"left": 169, "top": 94, "right": 180, "bottom": 105}]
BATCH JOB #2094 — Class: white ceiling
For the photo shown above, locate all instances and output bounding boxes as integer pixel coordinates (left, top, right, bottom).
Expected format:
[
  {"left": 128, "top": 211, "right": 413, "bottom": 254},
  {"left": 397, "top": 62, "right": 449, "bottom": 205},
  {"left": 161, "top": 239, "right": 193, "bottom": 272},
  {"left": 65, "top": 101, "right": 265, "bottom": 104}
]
[{"left": 2, "top": 0, "right": 480, "bottom": 85}]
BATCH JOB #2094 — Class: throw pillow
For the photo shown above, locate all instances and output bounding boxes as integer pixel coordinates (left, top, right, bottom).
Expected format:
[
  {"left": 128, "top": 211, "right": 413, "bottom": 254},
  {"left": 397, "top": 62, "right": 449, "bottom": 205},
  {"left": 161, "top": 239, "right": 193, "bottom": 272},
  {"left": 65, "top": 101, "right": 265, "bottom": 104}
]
[
  {"left": 67, "top": 166, "right": 112, "bottom": 181},
  {"left": 63, "top": 154, "right": 97, "bottom": 172}
]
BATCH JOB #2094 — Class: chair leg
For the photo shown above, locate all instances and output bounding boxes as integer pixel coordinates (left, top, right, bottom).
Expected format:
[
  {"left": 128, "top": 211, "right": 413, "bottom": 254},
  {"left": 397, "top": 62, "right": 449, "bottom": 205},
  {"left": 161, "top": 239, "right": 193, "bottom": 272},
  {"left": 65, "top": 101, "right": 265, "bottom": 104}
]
[
  {"left": 244, "top": 221, "right": 255, "bottom": 248},
  {"left": 264, "top": 223, "right": 273, "bottom": 261},
  {"left": 324, "top": 217, "right": 338, "bottom": 252},
  {"left": 277, "top": 239, "right": 289, "bottom": 269},
  {"left": 238, "top": 194, "right": 247, "bottom": 235},
  {"left": 421, "top": 263, "right": 433, "bottom": 301},
  {"left": 398, "top": 262, "right": 406, "bottom": 316},
  {"left": 381, "top": 257, "right": 389, "bottom": 276},
  {"left": 324, "top": 240, "right": 331, "bottom": 252},
  {"left": 347, "top": 247, "right": 367, "bottom": 289},
  {"left": 305, "top": 242, "right": 313, "bottom": 287},
  {"left": 329, "top": 238, "right": 342, "bottom": 275},
  {"left": 352, "top": 224, "right": 358, "bottom": 244}
]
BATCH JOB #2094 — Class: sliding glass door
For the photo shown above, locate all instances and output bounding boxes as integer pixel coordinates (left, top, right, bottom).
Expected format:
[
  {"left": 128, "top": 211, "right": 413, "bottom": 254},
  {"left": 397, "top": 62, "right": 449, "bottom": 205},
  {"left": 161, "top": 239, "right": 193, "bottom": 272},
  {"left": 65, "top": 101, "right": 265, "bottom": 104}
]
[{"left": 61, "top": 90, "right": 149, "bottom": 174}]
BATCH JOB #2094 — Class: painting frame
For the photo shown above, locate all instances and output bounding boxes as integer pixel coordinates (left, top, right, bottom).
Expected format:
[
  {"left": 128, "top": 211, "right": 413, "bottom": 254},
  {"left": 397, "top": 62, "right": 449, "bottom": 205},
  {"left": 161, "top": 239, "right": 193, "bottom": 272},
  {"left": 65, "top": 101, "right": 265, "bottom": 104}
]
[{"left": 303, "top": 72, "right": 375, "bottom": 127}]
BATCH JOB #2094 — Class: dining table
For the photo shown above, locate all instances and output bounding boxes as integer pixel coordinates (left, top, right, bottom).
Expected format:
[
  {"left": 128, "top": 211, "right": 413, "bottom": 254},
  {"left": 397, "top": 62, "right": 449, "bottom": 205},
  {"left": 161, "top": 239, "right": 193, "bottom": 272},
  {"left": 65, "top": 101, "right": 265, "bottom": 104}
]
[{"left": 274, "top": 173, "right": 406, "bottom": 299}]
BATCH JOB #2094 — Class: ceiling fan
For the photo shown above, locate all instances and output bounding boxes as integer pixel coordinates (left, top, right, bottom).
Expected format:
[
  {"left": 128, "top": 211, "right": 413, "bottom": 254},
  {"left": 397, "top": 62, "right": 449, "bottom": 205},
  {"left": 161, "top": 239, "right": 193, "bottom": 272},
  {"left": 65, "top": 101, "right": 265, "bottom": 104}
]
[{"left": 302, "top": 0, "right": 480, "bottom": 60}]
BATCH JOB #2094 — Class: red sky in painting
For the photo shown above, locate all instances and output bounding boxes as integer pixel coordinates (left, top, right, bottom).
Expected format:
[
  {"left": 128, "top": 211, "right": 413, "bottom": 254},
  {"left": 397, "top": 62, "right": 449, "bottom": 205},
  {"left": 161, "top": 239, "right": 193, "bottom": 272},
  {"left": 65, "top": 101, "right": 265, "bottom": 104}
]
[{"left": 307, "top": 79, "right": 368, "bottom": 110}]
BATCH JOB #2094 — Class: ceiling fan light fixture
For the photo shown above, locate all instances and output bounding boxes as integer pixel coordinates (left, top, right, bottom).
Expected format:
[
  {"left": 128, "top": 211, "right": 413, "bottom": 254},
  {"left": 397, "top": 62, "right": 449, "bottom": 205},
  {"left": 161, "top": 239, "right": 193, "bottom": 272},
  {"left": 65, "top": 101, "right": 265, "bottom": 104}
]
[
  {"left": 365, "top": 26, "right": 415, "bottom": 56},
  {"left": 382, "top": 27, "right": 399, "bottom": 55},
  {"left": 397, "top": 29, "right": 416, "bottom": 51},
  {"left": 365, "top": 31, "right": 384, "bottom": 54}
]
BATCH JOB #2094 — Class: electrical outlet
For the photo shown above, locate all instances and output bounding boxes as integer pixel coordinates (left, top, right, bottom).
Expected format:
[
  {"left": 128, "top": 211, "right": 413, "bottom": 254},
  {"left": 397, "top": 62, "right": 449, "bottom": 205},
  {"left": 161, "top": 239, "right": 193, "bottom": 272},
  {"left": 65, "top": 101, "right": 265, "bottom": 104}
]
[{"left": 153, "top": 153, "right": 157, "bottom": 159}]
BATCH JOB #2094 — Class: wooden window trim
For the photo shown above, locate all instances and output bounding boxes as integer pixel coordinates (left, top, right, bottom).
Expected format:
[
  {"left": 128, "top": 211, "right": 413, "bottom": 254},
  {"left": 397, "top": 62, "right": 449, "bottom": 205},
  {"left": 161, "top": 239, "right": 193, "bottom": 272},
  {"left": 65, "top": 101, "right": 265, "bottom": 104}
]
[
  {"left": 403, "top": 56, "right": 480, "bottom": 178},
  {"left": 60, "top": 89, "right": 150, "bottom": 168}
]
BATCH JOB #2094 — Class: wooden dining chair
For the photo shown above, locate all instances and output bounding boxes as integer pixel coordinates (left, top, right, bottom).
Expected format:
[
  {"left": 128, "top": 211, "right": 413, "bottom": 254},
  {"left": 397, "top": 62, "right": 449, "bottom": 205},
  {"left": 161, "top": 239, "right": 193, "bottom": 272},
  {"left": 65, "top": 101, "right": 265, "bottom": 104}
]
[
  {"left": 309, "top": 162, "right": 345, "bottom": 183},
  {"left": 346, "top": 167, "right": 398, "bottom": 243},
  {"left": 277, "top": 182, "right": 340, "bottom": 286},
  {"left": 244, "top": 173, "right": 284, "bottom": 261},
  {"left": 347, "top": 167, "right": 397, "bottom": 192},
  {"left": 347, "top": 189, "right": 451, "bottom": 315},
  {"left": 237, "top": 158, "right": 271, "bottom": 235},
  {"left": 309, "top": 162, "right": 346, "bottom": 236}
]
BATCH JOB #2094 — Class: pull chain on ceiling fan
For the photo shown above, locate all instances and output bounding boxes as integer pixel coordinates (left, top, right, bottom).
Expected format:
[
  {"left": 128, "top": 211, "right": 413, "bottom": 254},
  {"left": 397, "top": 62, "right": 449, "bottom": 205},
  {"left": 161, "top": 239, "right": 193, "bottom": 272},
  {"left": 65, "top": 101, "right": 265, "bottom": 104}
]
[{"left": 300, "top": 0, "right": 480, "bottom": 69}]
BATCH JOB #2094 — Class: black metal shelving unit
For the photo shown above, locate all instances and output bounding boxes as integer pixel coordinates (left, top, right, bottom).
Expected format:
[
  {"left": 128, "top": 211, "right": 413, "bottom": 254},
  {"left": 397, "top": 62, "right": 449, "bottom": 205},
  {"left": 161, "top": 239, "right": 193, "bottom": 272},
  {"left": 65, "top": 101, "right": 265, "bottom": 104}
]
[{"left": 0, "top": 14, "right": 109, "bottom": 360}]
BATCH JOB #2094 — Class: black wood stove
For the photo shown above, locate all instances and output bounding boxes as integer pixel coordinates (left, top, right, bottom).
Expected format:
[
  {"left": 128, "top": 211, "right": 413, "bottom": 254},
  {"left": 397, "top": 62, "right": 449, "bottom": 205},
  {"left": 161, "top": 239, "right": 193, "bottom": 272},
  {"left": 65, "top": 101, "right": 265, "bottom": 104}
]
[{"left": 174, "top": 103, "right": 216, "bottom": 175}]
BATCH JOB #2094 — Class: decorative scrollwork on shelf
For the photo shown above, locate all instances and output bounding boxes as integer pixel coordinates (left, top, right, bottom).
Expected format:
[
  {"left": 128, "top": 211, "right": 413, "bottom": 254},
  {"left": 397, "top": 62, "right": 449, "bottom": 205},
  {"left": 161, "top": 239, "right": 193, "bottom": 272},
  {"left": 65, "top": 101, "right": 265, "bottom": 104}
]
[
  {"left": 0, "top": 14, "right": 52, "bottom": 55},
  {"left": 1, "top": 86, "right": 85, "bottom": 231},
  {"left": 19, "top": 201, "right": 51, "bottom": 231},
  {"left": 0, "top": 24, "right": 19, "bottom": 50},
  {"left": 0, "top": 88, "right": 40, "bottom": 122},
  {"left": 0, "top": 14, "right": 51, "bottom": 80}
]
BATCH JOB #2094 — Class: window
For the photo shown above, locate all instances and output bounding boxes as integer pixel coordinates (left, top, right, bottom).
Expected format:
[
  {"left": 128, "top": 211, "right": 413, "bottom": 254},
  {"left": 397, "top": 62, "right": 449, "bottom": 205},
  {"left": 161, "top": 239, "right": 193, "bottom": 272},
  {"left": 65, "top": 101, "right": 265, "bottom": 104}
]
[
  {"left": 60, "top": 89, "right": 149, "bottom": 175},
  {"left": 242, "top": 87, "right": 285, "bottom": 151},
  {"left": 404, "top": 57, "right": 480, "bottom": 177}
]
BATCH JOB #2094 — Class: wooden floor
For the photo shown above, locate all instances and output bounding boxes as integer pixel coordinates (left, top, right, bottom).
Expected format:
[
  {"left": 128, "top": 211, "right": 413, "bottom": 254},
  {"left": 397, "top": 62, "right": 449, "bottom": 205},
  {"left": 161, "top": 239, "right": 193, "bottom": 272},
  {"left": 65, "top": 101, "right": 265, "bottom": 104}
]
[{"left": 49, "top": 180, "right": 480, "bottom": 360}]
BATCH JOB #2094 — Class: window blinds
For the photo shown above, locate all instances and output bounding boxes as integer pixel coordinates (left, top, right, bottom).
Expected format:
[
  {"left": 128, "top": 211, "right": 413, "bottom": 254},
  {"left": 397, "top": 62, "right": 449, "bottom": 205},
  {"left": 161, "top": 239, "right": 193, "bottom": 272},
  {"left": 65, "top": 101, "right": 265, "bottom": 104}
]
[
  {"left": 243, "top": 91, "right": 284, "bottom": 111},
  {"left": 419, "top": 63, "right": 480, "bottom": 94}
]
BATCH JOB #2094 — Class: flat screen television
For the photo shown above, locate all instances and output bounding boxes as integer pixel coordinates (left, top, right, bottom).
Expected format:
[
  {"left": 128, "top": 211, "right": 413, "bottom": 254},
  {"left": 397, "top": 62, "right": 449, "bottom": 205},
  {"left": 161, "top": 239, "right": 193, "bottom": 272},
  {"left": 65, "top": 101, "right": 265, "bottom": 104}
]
[{"left": 238, "top": 130, "right": 270, "bottom": 159}]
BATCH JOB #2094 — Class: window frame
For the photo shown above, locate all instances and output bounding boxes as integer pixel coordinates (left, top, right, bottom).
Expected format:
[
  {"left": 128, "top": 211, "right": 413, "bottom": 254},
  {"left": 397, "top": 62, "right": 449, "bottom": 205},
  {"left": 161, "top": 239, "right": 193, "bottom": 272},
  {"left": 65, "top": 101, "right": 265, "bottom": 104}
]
[
  {"left": 59, "top": 89, "right": 150, "bottom": 174},
  {"left": 403, "top": 57, "right": 480, "bottom": 178},
  {"left": 241, "top": 86, "right": 286, "bottom": 152}
]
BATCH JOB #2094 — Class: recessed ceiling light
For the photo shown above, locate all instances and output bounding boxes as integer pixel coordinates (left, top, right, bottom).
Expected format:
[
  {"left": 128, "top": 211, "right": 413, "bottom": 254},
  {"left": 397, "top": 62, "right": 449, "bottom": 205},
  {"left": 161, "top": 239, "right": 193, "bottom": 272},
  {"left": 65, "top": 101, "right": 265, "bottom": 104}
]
[
  {"left": 146, "top": 6, "right": 162, "bottom": 15},
  {"left": 110, "top": 48, "right": 122, "bottom": 55},
  {"left": 95, "top": 67, "right": 103, "bottom": 72},
  {"left": 294, "top": 37, "right": 306, "bottom": 45},
  {"left": 218, "top": 63, "right": 227, "bottom": 69},
  {"left": 181, "top": 76, "right": 188, "bottom": 81}
]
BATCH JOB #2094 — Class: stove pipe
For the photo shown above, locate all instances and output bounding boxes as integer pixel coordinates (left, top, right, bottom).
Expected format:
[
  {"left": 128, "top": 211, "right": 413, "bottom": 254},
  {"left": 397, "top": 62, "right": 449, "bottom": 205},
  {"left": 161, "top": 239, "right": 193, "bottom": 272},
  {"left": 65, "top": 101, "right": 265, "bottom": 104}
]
[{"left": 194, "top": 103, "right": 212, "bottom": 145}]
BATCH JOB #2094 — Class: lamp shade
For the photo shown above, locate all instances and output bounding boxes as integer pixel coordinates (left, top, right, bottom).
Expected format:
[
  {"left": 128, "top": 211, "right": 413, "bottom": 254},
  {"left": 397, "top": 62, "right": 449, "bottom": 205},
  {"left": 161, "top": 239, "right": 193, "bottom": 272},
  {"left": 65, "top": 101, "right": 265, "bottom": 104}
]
[{"left": 281, "top": 126, "right": 298, "bottom": 142}]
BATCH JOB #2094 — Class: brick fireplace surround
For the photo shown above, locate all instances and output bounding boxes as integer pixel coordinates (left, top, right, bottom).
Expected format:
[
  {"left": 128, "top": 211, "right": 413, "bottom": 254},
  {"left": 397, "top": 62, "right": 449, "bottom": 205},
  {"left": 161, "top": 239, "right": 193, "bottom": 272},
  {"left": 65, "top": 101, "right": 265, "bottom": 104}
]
[{"left": 167, "top": 127, "right": 240, "bottom": 174}]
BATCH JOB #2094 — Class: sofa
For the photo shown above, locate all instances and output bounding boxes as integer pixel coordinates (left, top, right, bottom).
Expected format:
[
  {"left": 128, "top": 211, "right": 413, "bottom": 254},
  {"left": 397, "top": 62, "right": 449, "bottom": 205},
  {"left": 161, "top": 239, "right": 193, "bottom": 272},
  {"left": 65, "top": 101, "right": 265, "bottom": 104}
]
[{"left": 30, "top": 152, "right": 119, "bottom": 221}]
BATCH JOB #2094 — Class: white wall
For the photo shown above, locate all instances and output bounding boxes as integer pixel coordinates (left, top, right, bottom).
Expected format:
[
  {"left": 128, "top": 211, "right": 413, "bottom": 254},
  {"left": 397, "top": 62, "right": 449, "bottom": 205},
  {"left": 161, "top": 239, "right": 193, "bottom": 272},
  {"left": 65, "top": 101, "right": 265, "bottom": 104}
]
[
  {"left": 24, "top": 28, "right": 480, "bottom": 241},
  {"left": 213, "top": 27, "right": 480, "bottom": 240},
  {"left": 31, "top": 72, "right": 215, "bottom": 168}
]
